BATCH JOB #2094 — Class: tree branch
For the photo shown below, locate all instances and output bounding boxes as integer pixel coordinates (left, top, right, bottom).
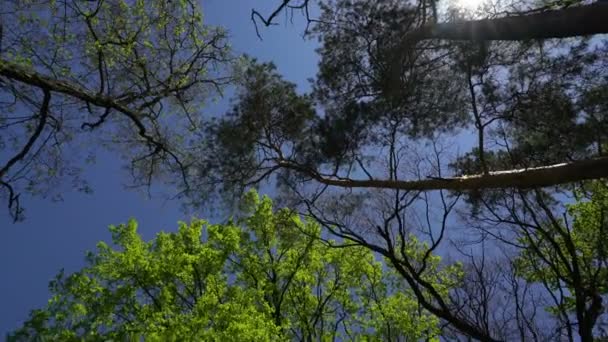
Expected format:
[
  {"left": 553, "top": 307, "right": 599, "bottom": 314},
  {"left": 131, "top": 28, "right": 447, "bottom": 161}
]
[
  {"left": 0, "top": 59, "right": 189, "bottom": 187},
  {"left": 278, "top": 156, "right": 608, "bottom": 191},
  {"left": 0, "top": 89, "right": 50, "bottom": 221},
  {"left": 0, "top": 89, "right": 51, "bottom": 179},
  {"left": 405, "top": 2, "right": 608, "bottom": 42},
  {"left": 0, "top": 60, "right": 147, "bottom": 135}
]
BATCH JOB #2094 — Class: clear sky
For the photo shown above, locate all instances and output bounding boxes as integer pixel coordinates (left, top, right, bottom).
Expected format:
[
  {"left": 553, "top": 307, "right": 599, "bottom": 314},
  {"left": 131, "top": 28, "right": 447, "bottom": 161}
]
[{"left": 0, "top": 0, "right": 319, "bottom": 335}]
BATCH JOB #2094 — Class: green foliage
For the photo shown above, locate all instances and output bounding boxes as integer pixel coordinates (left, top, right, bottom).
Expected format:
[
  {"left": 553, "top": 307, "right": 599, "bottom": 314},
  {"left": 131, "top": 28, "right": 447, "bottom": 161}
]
[
  {"left": 514, "top": 181, "right": 608, "bottom": 317},
  {"left": 10, "top": 191, "right": 441, "bottom": 341}
]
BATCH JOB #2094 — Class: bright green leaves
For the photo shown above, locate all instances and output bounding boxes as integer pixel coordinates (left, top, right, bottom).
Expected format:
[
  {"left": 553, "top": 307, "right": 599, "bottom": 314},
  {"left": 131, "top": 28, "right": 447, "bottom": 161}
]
[
  {"left": 231, "top": 192, "right": 442, "bottom": 341},
  {"left": 10, "top": 191, "right": 443, "bottom": 341},
  {"left": 10, "top": 214, "right": 276, "bottom": 341}
]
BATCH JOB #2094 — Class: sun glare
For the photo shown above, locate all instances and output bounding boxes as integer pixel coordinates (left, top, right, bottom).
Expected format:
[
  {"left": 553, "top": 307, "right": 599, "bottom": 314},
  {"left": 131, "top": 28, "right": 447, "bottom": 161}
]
[{"left": 454, "top": 0, "right": 485, "bottom": 12}]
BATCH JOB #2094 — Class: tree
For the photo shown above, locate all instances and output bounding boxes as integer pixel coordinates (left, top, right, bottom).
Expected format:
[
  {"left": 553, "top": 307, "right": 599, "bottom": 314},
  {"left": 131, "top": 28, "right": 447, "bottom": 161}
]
[
  {"left": 471, "top": 181, "right": 608, "bottom": 341},
  {"left": 249, "top": 0, "right": 608, "bottom": 191},
  {"left": 232, "top": 0, "right": 608, "bottom": 196},
  {"left": 446, "top": 179, "right": 608, "bottom": 341},
  {"left": 0, "top": 0, "right": 231, "bottom": 221},
  {"left": 9, "top": 191, "right": 445, "bottom": 341},
  {"left": 257, "top": 1, "right": 608, "bottom": 41},
  {"left": 196, "top": 0, "right": 608, "bottom": 340}
]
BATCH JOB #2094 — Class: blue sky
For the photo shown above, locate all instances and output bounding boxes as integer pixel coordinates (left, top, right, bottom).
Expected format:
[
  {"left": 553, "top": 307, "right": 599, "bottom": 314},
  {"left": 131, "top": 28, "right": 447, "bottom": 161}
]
[{"left": 0, "top": 0, "right": 319, "bottom": 335}]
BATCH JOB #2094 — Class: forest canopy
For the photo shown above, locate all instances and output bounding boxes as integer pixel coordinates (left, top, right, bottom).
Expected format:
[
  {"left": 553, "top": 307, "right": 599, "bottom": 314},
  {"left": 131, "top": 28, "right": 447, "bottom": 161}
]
[
  {"left": 3, "top": 0, "right": 608, "bottom": 341},
  {"left": 9, "top": 192, "right": 444, "bottom": 341}
]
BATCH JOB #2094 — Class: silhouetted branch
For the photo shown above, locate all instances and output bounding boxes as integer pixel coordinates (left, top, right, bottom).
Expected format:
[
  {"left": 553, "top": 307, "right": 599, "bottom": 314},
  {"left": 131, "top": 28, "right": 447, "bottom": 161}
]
[{"left": 0, "top": 59, "right": 189, "bottom": 189}]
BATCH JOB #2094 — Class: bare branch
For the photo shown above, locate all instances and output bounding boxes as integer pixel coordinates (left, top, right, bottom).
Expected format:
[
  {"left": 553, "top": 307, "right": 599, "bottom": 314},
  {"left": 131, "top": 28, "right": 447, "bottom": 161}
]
[{"left": 0, "top": 89, "right": 51, "bottom": 179}]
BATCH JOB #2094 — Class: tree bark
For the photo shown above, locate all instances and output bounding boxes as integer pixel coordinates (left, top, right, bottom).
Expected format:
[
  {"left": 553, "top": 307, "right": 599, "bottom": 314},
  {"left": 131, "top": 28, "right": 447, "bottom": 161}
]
[
  {"left": 406, "top": 2, "right": 608, "bottom": 42},
  {"left": 279, "top": 156, "right": 608, "bottom": 191}
]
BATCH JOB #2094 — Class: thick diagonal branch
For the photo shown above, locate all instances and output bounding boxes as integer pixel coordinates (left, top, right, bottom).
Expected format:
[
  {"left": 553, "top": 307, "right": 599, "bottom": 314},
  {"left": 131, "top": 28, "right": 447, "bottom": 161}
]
[
  {"left": 405, "top": 2, "right": 608, "bottom": 42},
  {"left": 0, "top": 60, "right": 188, "bottom": 185},
  {"left": 279, "top": 156, "right": 608, "bottom": 191},
  {"left": 0, "top": 60, "right": 148, "bottom": 135}
]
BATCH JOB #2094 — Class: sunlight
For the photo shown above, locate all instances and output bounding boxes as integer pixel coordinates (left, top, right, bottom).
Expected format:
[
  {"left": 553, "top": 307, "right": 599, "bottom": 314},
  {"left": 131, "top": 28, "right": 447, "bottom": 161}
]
[{"left": 453, "top": 0, "right": 485, "bottom": 13}]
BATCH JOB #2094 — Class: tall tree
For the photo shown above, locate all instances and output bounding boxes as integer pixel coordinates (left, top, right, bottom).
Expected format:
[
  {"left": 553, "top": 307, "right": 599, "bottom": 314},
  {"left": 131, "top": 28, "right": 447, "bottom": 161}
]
[
  {"left": 9, "top": 191, "right": 444, "bottom": 341},
  {"left": 6, "top": 0, "right": 608, "bottom": 340},
  {"left": 241, "top": 0, "right": 608, "bottom": 194},
  {"left": 0, "top": 0, "right": 231, "bottom": 221},
  {"left": 461, "top": 181, "right": 608, "bottom": 341},
  {"left": 228, "top": 1, "right": 608, "bottom": 196}
]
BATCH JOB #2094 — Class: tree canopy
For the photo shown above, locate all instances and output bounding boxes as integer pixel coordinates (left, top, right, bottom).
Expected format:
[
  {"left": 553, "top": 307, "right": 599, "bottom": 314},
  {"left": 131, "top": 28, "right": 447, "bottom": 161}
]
[
  {"left": 12, "top": 183, "right": 608, "bottom": 340},
  {"left": 0, "top": 0, "right": 231, "bottom": 221},
  {"left": 257, "top": 0, "right": 608, "bottom": 41},
  {"left": 218, "top": 0, "right": 608, "bottom": 197},
  {"left": 9, "top": 191, "right": 445, "bottom": 341}
]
